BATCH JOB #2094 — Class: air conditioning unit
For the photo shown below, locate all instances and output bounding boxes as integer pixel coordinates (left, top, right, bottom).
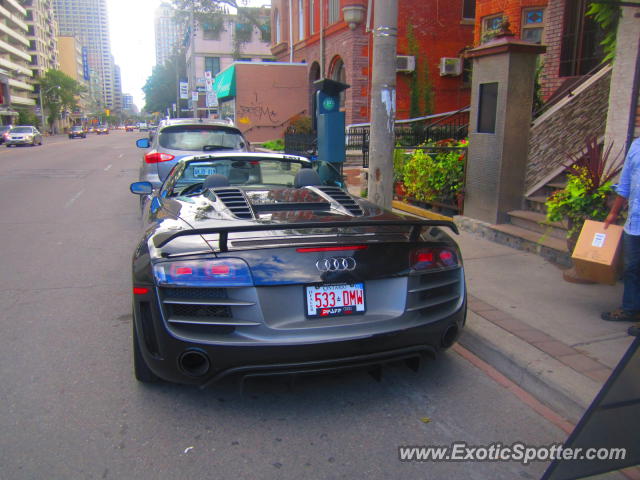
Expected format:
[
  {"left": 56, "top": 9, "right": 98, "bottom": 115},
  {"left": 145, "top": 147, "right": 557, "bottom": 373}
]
[
  {"left": 439, "top": 57, "right": 462, "bottom": 76},
  {"left": 396, "top": 55, "right": 416, "bottom": 73}
]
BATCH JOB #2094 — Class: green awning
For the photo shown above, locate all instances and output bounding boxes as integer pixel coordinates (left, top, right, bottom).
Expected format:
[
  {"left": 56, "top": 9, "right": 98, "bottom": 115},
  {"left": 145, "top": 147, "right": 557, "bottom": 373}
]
[{"left": 214, "top": 65, "right": 236, "bottom": 100}]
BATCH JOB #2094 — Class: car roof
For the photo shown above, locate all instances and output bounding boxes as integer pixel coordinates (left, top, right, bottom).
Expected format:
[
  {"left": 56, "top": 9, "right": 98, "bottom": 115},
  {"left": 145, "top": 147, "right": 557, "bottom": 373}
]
[
  {"left": 158, "top": 118, "right": 240, "bottom": 130},
  {"left": 177, "top": 152, "right": 311, "bottom": 166}
]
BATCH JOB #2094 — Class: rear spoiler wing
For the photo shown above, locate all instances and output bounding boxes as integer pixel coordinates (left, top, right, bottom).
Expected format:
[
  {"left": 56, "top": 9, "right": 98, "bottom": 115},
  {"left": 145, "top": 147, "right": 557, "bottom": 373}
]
[{"left": 153, "top": 219, "right": 459, "bottom": 251}]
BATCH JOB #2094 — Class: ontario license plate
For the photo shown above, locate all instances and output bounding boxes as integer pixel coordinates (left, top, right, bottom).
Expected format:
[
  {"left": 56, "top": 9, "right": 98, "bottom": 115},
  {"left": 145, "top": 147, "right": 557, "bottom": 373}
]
[
  {"left": 305, "top": 283, "right": 365, "bottom": 318},
  {"left": 193, "top": 166, "right": 216, "bottom": 177}
]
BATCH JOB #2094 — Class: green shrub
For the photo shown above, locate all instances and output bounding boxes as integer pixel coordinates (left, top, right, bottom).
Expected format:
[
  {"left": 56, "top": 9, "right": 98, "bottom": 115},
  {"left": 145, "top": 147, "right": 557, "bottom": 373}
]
[
  {"left": 400, "top": 139, "right": 467, "bottom": 204},
  {"left": 261, "top": 139, "right": 284, "bottom": 151}
]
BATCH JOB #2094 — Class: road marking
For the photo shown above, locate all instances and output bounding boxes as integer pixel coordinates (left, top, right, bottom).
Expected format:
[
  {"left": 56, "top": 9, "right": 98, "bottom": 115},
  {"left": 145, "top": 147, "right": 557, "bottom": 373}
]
[
  {"left": 118, "top": 154, "right": 124, "bottom": 159},
  {"left": 64, "top": 189, "right": 84, "bottom": 209},
  {"left": 104, "top": 164, "right": 112, "bottom": 171}
]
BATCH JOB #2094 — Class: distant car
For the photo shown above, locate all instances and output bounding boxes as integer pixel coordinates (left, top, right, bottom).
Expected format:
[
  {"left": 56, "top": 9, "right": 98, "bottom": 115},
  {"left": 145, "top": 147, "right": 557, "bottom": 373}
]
[
  {"left": 139, "top": 122, "right": 149, "bottom": 131},
  {"left": 69, "top": 125, "right": 86, "bottom": 139},
  {"left": 128, "top": 152, "right": 466, "bottom": 385},
  {"left": 96, "top": 125, "right": 109, "bottom": 134},
  {"left": 0, "top": 125, "right": 13, "bottom": 144},
  {"left": 125, "top": 125, "right": 136, "bottom": 132},
  {"left": 5, "top": 126, "right": 43, "bottom": 147},
  {"left": 135, "top": 118, "right": 250, "bottom": 190}
]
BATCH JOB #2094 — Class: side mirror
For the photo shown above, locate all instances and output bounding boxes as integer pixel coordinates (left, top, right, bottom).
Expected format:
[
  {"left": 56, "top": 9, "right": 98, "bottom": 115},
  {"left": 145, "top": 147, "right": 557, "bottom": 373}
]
[
  {"left": 136, "top": 138, "right": 150, "bottom": 148},
  {"left": 130, "top": 181, "right": 153, "bottom": 195}
]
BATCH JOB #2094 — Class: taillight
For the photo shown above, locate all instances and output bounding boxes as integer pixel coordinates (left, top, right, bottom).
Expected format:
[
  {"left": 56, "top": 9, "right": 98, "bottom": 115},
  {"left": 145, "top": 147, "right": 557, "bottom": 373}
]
[
  {"left": 145, "top": 152, "right": 175, "bottom": 164},
  {"left": 133, "top": 287, "right": 149, "bottom": 295},
  {"left": 153, "top": 258, "right": 253, "bottom": 287},
  {"left": 411, "top": 247, "right": 459, "bottom": 271}
]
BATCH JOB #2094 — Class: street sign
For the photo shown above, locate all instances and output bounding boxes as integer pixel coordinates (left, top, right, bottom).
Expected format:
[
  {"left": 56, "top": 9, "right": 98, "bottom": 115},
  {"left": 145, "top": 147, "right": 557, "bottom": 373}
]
[
  {"left": 179, "top": 82, "right": 188, "bottom": 100},
  {"left": 192, "top": 91, "right": 199, "bottom": 102},
  {"left": 206, "top": 91, "right": 218, "bottom": 108}
]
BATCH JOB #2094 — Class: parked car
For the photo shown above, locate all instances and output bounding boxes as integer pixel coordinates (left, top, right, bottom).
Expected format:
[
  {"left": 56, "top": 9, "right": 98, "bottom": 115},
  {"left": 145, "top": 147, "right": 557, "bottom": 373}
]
[
  {"left": 0, "top": 125, "right": 13, "bottom": 144},
  {"left": 68, "top": 125, "right": 86, "bottom": 139},
  {"left": 135, "top": 118, "right": 250, "bottom": 190},
  {"left": 125, "top": 124, "right": 136, "bottom": 132},
  {"left": 5, "top": 126, "right": 43, "bottom": 147},
  {"left": 96, "top": 125, "right": 109, "bottom": 134},
  {"left": 128, "top": 152, "right": 466, "bottom": 385}
]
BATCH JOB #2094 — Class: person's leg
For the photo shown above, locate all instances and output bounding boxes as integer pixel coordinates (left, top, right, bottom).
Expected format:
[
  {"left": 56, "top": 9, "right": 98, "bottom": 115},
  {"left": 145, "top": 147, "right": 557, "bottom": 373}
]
[{"left": 622, "top": 232, "right": 640, "bottom": 314}]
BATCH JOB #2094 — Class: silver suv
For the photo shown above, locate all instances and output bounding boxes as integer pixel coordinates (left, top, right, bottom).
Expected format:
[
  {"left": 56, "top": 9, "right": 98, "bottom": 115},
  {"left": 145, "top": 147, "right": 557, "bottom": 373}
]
[{"left": 136, "top": 118, "right": 250, "bottom": 188}]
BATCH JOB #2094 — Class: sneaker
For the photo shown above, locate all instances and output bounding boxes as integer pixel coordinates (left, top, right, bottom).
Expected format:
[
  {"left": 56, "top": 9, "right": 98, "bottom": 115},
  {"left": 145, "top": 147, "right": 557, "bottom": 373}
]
[{"left": 601, "top": 309, "right": 640, "bottom": 322}]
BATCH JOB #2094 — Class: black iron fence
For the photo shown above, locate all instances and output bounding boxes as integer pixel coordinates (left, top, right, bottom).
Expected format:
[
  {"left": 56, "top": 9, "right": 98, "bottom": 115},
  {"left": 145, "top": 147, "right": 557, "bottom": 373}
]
[{"left": 346, "top": 107, "right": 469, "bottom": 168}]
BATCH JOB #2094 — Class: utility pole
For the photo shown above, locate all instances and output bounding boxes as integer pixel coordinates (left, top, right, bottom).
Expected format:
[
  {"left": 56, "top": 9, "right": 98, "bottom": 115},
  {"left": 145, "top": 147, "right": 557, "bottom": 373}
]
[{"left": 367, "top": 0, "right": 397, "bottom": 210}]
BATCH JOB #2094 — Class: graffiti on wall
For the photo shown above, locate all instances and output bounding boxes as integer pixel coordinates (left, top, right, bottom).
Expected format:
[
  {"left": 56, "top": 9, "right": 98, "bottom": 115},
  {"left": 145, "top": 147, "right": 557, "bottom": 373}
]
[{"left": 237, "top": 92, "right": 279, "bottom": 125}]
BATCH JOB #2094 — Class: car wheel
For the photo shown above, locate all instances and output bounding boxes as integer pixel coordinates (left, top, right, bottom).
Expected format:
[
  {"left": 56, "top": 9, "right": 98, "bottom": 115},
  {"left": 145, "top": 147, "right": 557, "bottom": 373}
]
[
  {"left": 132, "top": 318, "right": 159, "bottom": 383},
  {"left": 5, "top": 144, "right": 10, "bottom": 148}
]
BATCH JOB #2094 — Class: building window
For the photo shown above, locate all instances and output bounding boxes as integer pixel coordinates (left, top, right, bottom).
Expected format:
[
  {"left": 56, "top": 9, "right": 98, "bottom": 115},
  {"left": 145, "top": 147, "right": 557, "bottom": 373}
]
[
  {"left": 298, "top": 0, "right": 305, "bottom": 40},
  {"left": 204, "top": 57, "right": 220, "bottom": 76},
  {"left": 481, "top": 14, "right": 504, "bottom": 43},
  {"left": 462, "top": 0, "right": 476, "bottom": 20},
  {"left": 310, "top": 0, "right": 315, "bottom": 34},
  {"left": 521, "top": 8, "right": 544, "bottom": 44},
  {"left": 559, "top": 0, "right": 606, "bottom": 77},
  {"left": 274, "top": 9, "right": 281, "bottom": 43},
  {"left": 330, "top": 57, "right": 346, "bottom": 107},
  {"left": 328, "top": 0, "right": 340, "bottom": 24}
]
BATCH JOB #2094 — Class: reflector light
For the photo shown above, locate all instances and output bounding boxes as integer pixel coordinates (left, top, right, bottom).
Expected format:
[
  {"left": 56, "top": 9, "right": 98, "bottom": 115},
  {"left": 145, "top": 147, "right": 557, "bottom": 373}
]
[
  {"left": 153, "top": 258, "right": 253, "bottom": 287},
  {"left": 133, "top": 287, "right": 149, "bottom": 295},
  {"left": 145, "top": 152, "right": 175, "bottom": 164},
  {"left": 417, "top": 252, "right": 434, "bottom": 263},
  {"left": 210, "top": 265, "right": 230, "bottom": 275},
  {"left": 297, "top": 245, "right": 368, "bottom": 253}
]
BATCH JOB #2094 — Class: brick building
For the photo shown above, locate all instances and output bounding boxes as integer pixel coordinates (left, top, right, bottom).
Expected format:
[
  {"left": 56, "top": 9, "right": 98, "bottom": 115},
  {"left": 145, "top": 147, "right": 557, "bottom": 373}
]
[
  {"left": 474, "top": 0, "right": 608, "bottom": 100},
  {"left": 270, "top": 0, "right": 475, "bottom": 126}
]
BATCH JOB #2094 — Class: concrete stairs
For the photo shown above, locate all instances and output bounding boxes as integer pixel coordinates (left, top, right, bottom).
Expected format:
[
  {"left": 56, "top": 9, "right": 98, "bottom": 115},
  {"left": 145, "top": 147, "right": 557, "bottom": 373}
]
[
  {"left": 457, "top": 173, "right": 573, "bottom": 267},
  {"left": 496, "top": 174, "right": 572, "bottom": 266}
]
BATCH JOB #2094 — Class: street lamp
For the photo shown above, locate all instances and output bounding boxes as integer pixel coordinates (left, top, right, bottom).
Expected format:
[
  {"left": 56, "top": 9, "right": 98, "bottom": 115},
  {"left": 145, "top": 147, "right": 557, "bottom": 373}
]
[{"left": 38, "top": 85, "right": 60, "bottom": 134}]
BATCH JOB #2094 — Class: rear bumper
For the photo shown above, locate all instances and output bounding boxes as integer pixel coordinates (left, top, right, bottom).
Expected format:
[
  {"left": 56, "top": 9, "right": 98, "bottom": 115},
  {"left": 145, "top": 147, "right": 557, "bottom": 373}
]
[{"left": 133, "top": 296, "right": 466, "bottom": 387}]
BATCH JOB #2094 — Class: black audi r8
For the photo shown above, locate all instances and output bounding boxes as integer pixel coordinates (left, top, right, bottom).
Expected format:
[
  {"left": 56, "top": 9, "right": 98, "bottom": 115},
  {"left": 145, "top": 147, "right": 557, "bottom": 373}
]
[{"left": 130, "top": 152, "right": 466, "bottom": 386}]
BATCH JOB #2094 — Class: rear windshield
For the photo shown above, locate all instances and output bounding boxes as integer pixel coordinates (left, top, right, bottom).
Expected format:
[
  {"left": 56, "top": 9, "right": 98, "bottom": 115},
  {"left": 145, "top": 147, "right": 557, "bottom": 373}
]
[
  {"left": 11, "top": 127, "right": 33, "bottom": 133},
  {"left": 71, "top": 126, "right": 83, "bottom": 131},
  {"left": 158, "top": 125, "right": 246, "bottom": 151}
]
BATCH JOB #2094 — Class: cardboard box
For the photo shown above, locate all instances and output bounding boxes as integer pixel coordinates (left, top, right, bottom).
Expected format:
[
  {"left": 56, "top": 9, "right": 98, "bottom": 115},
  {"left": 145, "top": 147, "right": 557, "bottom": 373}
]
[{"left": 571, "top": 220, "right": 623, "bottom": 285}]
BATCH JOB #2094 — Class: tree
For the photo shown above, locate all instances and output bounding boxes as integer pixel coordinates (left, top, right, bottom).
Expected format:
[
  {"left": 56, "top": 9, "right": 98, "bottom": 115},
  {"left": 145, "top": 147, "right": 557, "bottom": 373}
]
[
  {"left": 143, "top": 53, "right": 186, "bottom": 114},
  {"left": 39, "top": 69, "right": 85, "bottom": 132}
]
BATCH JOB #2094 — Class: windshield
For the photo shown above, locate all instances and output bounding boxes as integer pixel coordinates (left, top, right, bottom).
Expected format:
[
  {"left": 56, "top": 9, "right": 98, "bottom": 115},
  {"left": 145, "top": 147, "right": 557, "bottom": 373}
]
[
  {"left": 168, "top": 158, "right": 310, "bottom": 195},
  {"left": 158, "top": 125, "right": 246, "bottom": 151},
  {"left": 11, "top": 127, "right": 33, "bottom": 134},
  {"left": 71, "top": 126, "right": 83, "bottom": 131}
]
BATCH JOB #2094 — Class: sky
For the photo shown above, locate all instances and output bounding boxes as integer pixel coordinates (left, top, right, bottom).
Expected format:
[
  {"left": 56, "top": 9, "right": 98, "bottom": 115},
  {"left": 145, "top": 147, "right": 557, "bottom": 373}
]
[{"left": 107, "top": 0, "right": 165, "bottom": 111}]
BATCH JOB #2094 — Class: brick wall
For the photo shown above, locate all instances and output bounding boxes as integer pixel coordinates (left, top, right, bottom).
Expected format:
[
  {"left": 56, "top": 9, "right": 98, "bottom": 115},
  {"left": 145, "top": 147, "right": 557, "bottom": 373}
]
[
  {"left": 525, "top": 69, "right": 612, "bottom": 192},
  {"left": 273, "top": 0, "right": 473, "bottom": 124}
]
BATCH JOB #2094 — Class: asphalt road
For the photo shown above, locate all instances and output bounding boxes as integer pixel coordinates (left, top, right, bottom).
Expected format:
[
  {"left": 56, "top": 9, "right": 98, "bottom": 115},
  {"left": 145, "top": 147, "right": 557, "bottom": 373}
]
[{"left": 0, "top": 131, "right": 567, "bottom": 480}]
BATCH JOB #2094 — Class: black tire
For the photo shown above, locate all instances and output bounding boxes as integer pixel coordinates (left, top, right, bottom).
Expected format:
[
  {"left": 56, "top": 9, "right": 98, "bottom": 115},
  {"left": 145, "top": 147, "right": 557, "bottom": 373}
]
[
  {"left": 5, "top": 144, "right": 10, "bottom": 148},
  {"left": 132, "top": 318, "right": 159, "bottom": 383}
]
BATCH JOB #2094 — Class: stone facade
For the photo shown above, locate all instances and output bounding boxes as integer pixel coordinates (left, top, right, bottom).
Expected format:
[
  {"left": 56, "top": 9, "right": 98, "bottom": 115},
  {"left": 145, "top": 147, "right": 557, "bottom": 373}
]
[{"left": 525, "top": 68, "right": 612, "bottom": 193}]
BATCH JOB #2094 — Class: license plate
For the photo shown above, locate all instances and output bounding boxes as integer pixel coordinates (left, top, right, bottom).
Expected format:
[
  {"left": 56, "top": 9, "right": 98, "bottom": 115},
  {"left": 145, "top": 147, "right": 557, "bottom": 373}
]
[
  {"left": 305, "top": 283, "right": 365, "bottom": 318},
  {"left": 193, "top": 167, "right": 216, "bottom": 177}
]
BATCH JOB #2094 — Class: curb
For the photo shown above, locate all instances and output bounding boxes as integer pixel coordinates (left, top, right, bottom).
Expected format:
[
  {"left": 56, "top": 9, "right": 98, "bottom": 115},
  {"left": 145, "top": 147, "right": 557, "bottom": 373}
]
[{"left": 458, "top": 311, "right": 601, "bottom": 423}]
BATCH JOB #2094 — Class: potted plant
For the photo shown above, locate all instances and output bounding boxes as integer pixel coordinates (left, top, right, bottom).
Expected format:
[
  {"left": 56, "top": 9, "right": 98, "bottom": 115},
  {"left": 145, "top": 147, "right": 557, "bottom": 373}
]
[{"left": 545, "top": 136, "right": 624, "bottom": 281}]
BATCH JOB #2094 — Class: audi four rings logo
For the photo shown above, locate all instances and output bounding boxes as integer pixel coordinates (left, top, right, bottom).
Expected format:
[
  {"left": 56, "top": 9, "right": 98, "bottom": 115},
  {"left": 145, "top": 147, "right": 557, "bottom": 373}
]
[{"left": 316, "top": 257, "right": 357, "bottom": 272}]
